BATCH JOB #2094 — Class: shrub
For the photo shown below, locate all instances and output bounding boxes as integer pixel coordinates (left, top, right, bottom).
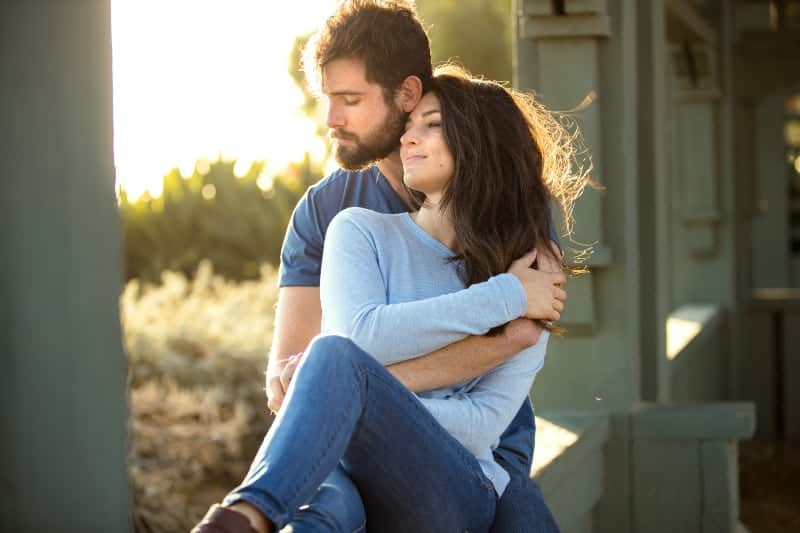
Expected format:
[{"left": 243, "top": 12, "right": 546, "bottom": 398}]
[
  {"left": 123, "top": 261, "right": 278, "bottom": 532},
  {"left": 119, "top": 156, "right": 321, "bottom": 284}
]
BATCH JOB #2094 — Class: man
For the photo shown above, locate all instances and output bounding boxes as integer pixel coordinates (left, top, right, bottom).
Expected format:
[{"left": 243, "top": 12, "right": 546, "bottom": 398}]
[{"left": 194, "top": 2, "right": 565, "bottom": 532}]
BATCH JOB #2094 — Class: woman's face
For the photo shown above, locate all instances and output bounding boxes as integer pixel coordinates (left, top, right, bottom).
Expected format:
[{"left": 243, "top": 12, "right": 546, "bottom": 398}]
[{"left": 400, "top": 92, "right": 454, "bottom": 202}]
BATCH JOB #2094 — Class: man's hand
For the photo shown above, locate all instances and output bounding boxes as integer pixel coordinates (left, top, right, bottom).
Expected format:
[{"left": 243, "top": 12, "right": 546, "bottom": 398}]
[
  {"left": 266, "top": 360, "right": 288, "bottom": 414},
  {"left": 508, "top": 249, "right": 567, "bottom": 321},
  {"left": 266, "top": 286, "right": 321, "bottom": 413},
  {"left": 266, "top": 353, "right": 304, "bottom": 414}
]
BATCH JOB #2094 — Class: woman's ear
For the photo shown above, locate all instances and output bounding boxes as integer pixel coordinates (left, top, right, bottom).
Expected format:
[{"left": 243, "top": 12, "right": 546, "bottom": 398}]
[{"left": 395, "top": 75, "right": 423, "bottom": 112}]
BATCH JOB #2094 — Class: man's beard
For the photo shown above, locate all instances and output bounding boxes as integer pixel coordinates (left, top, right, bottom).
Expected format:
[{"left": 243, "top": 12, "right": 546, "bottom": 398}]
[{"left": 332, "top": 104, "right": 406, "bottom": 170}]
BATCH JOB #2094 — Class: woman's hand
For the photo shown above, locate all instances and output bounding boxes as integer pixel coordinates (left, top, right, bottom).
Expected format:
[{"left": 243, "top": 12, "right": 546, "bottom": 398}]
[{"left": 507, "top": 249, "right": 567, "bottom": 321}]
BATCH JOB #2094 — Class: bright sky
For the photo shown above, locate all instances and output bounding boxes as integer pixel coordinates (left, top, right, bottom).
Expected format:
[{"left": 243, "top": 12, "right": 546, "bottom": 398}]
[{"left": 111, "top": 0, "right": 334, "bottom": 201}]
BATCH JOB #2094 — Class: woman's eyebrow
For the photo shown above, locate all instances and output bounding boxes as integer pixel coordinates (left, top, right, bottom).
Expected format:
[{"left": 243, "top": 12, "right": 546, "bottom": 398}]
[{"left": 406, "top": 108, "right": 442, "bottom": 126}]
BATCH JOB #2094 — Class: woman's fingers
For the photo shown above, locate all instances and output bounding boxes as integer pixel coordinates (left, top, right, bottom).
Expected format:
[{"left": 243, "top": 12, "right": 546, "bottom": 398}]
[
  {"left": 509, "top": 249, "right": 538, "bottom": 271},
  {"left": 554, "top": 286, "right": 567, "bottom": 303}
]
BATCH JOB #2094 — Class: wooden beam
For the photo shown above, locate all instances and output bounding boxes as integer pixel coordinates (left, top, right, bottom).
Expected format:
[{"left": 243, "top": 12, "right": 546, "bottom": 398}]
[{"left": 666, "top": 0, "right": 719, "bottom": 45}]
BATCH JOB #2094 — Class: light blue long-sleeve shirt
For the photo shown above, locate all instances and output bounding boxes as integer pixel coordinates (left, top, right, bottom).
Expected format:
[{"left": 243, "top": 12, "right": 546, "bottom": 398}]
[{"left": 320, "top": 207, "right": 549, "bottom": 496}]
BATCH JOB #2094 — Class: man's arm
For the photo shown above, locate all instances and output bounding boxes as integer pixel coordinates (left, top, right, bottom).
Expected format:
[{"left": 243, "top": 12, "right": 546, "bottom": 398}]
[
  {"left": 265, "top": 286, "right": 321, "bottom": 413},
  {"left": 387, "top": 318, "right": 541, "bottom": 393},
  {"left": 266, "top": 286, "right": 541, "bottom": 408}
]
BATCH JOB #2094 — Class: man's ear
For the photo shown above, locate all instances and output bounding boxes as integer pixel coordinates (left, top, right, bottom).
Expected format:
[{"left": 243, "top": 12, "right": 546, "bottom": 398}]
[{"left": 395, "top": 75, "right": 423, "bottom": 112}]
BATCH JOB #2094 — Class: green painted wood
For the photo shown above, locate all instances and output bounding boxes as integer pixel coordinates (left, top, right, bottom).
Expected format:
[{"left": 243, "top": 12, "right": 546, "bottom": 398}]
[
  {"left": 593, "top": 413, "right": 633, "bottom": 533},
  {"left": 522, "top": 0, "right": 553, "bottom": 16},
  {"left": 534, "top": 412, "right": 610, "bottom": 490},
  {"left": 562, "top": 510, "right": 594, "bottom": 533},
  {"left": 637, "top": 0, "right": 672, "bottom": 402},
  {"left": 701, "top": 441, "right": 739, "bottom": 533},
  {"left": 523, "top": 0, "right": 608, "bottom": 16},
  {"left": 521, "top": 14, "right": 612, "bottom": 38},
  {"left": 629, "top": 403, "right": 755, "bottom": 439},
  {"left": 751, "top": 93, "right": 791, "bottom": 288},
  {"left": 674, "top": 100, "right": 720, "bottom": 256},
  {"left": 558, "top": 273, "right": 597, "bottom": 334},
  {"left": 536, "top": 38, "right": 606, "bottom": 252},
  {"left": 632, "top": 439, "right": 701, "bottom": 533},
  {"left": 516, "top": 0, "right": 642, "bottom": 412},
  {"left": 0, "top": 1, "right": 130, "bottom": 531},
  {"left": 566, "top": 0, "right": 608, "bottom": 15},
  {"left": 670, "top": 330, "right": 724, "bottom": 402},
  {"left": 542, "top": 444, "right": 604, "bottom": 530},
  {"left": 532, "top": 412, "right": 609, "bottom": 532}
]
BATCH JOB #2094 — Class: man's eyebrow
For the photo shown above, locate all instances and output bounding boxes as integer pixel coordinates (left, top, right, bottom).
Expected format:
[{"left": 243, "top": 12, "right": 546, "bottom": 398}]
[{"left": 326, "top": 90, "right": 366, "bottom": 97}]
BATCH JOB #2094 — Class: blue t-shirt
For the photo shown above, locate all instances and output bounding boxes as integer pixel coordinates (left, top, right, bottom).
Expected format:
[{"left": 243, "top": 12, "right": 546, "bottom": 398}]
[
  {"left": 280, "top": 166, "right": 408, "bottom": 287},
  {"left": 279, "top": 165, "right": 558, "bottom": 287}
]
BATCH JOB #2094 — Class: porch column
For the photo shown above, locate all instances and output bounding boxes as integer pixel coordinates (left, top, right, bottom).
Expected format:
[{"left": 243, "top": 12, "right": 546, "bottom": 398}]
[{"left": 0, "top": 1, "right": 131, "bottom": 530}]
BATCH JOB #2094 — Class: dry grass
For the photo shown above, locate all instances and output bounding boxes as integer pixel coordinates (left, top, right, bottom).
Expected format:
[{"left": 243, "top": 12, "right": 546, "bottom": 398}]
[{"left": 123, "top": 260, "right": 278, "bottom": 532}]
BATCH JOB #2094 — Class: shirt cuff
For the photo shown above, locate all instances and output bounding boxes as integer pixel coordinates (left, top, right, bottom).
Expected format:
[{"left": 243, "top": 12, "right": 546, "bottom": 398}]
[{"left": 492, "top": 273, "right": 527, "bottom": 319}]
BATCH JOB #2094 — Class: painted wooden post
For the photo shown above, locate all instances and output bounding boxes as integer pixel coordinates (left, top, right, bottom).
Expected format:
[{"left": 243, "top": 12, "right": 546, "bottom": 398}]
[
  {"left": 514, "top": 0, "right": 643, "bottom": 411},
  {"left": 0, "top": 1, "right": 131, "bottom": 530}
]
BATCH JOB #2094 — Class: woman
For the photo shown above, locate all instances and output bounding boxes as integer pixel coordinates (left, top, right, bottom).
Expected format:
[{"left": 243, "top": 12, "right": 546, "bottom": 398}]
[{"left": 199, "top": 66, "right": 586, "bottom": 533}]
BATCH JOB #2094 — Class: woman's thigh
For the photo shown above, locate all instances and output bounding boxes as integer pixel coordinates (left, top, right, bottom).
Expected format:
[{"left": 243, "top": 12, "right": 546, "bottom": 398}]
[{"left": 333, "top": 348, "right": 497, "bottom": 533}]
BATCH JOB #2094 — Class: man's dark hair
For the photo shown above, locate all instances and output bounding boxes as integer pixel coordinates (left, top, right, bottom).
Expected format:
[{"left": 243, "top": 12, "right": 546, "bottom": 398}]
[{"left": 303, "top": 0, "right": 432, "bottom": 100}]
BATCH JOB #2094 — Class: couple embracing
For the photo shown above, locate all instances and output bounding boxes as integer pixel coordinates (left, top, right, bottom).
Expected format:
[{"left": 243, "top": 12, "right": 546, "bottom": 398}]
[{"left": 193, "top": 1, "right": 587, "bottom": 532}]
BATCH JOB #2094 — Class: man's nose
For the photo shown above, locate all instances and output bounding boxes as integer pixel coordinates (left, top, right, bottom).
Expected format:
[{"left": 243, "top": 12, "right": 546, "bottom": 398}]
[{"left": 326, "top": 104, "right": 344, "bottom": 129}]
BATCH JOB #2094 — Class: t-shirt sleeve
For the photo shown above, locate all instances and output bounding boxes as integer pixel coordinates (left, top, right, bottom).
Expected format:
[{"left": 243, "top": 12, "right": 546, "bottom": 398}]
[{"left": 279, "top": 188, "right": 326, "bottom": 287}]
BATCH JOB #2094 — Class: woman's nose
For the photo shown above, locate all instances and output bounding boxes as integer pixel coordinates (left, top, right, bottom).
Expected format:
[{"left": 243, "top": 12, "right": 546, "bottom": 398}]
[{"left": 400, "top": 128, "right": 417, "bottom": 146}]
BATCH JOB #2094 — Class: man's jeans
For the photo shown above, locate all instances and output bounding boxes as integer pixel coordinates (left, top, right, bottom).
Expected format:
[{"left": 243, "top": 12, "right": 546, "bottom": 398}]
[{"left": 224, "top": 335, "right": 558, "bottom": 532}]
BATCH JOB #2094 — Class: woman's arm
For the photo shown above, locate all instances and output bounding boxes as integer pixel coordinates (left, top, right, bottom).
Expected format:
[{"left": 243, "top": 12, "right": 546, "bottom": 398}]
[
  {"left": 320, "top": 209, "right": 527, "bottom": 365},
  {"left": 418, "top": 333, "right": 549, "bottom": 456}
]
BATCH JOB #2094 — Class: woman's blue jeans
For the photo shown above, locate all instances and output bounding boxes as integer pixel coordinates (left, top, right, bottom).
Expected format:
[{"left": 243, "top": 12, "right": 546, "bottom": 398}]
[{"left": 224, "top": 335, "right": 558, "bottom": 532}]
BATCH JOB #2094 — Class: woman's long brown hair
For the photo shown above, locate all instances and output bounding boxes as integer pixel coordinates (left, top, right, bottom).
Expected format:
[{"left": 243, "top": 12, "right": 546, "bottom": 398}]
[{"left": 407, "top": 65, "right": 590, "bottom": 332}]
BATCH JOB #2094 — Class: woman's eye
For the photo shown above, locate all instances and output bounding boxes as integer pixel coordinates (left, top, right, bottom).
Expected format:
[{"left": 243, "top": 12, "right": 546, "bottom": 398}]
[
  {"left": 344, "top": 99, "right": 360, "bottom": 106},
  {"left": 428, "top": 121, "right": 441, "bottom": 128}
]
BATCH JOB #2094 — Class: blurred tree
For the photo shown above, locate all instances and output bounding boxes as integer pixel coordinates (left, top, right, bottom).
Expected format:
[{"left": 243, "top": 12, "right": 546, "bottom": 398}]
[
  {"left": 119, "top": 156, "right": 319, "bottom": 283},
  {"left": 289, "top": 32, "right": 332, "bottom": 160},
  {"left": 417, "top": 0, "right": 512, "bottom": 82}
]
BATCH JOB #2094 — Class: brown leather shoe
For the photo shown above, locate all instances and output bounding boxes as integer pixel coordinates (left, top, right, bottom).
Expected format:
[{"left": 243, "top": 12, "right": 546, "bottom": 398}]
[{"left": 191, "top": 504, "right": 258, "bottom": 533}]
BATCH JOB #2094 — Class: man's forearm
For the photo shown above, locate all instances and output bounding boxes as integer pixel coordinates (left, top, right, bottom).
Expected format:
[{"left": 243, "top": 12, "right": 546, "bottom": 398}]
[
  {"left": 387, "top": 319, "right": 541, "bottom": 393},
  {"left": 265, "top": 286, "right": 322, "bottom": 412}
]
